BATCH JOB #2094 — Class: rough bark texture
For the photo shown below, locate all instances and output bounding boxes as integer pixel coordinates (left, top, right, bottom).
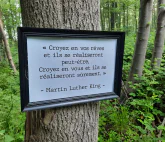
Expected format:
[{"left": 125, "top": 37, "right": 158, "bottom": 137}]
[
  {"left": 20, "top": 0, "right": 100, "bottom": 142},
  {"left": 127, "top": 0, "right": 153, "bottom": 88},
  {"left": 151, "top": 0, "right": 165, "bottom": 68},
  {"left": 0, "top": 13, "right": 17, "bottom": 72},
  {"left": 20, "top": 0, "right": 100, "bottom": 30},
  {"left": 27, "top": 104, "right": 99, "bottom": 142}
]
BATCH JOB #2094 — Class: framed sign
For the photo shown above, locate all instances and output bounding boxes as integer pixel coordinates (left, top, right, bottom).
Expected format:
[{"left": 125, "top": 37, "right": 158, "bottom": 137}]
[{"left": 18, "top": 27, "right": 125, "bottom": 111}]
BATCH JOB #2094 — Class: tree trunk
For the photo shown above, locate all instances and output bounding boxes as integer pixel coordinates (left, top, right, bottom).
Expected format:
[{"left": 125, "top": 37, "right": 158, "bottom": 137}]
[
  {"left": 117, "top": 12, "right": 121, "bottom": 30},
  {"left": 153, "top": 1, "right": 157, "bottom": 29},
  {"left": 127, "top": 0, "right": 153, "bottom": 90},
  {"left": 134, "top": 4, "right": 137, "bottom": 32},
  {"left": 126, "top": 5, "right": 129, "bottom": 34},
  {"left": 151, "top": 0, "right": 165, "bottom": 68},
  {"left": 123, "top": 3, "right": 126, "bottom": 30},
  {"left": 108, "top": 0, "right": 111, "bottom": 31},
  {"left": 102, "top": 4, "right": 106, "bottom": 31},
  {"left": 111, "top": 2, "right": 115, "bottom": 30},
  {"left": 20, "top": 0, "right": 100, "bottom": 142},
  {"left": 0, "top": 12, "right": 16, "bottom": 72},
  {"left": 100, "top": 3, "right": 104, "bottom": 31},
  {"left": 9, "top": 0, "right": 15, "bottom": 40}
]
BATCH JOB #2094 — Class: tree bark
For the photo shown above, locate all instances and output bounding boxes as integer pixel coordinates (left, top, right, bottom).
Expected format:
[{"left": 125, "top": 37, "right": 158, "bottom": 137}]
[
  {"left": 0, "top": 12, "right": 17, "bottom": 72},
  {"left": 127, "top": 0, "right": 153, "bottom": 90},
  {"left": 20, "top": 0, "right": 100, "bottom": 142},
  {"left": 151, "top": 0, "right": 165, "bottom": 68}
]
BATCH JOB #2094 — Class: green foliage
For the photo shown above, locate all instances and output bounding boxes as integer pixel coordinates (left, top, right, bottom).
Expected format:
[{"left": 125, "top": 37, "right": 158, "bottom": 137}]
[
  {"left": 122, "top": 33, "right": 136, "bottom": 80},
  {"left": 99, "top": 33, "right": 165, "bottom": 141},
  {"left": 159, "top": 4, "right": 165, "bottom": 8},
  {"left": 0, "top": 63, "right": 25, "bottom": 141},
  {"left": 10, "top": 43, "right": 19, "bottom": 68},
  {"left": 99, "top": 100, "right": 139, "bottom": 142},
  {"left": 0, "top": 0, "right": 21, "bottom": 41},
  {"left": 100, "top": 0, "right": 140, "bottom": 32}
]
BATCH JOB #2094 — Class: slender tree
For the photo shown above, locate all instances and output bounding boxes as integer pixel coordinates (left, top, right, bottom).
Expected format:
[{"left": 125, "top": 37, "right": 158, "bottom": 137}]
[
  {"left": 108, "top": 0, "right": 111, "bottom": 30},
  {"left": 153, "top": 1, "right": 157, "bottom": 29},
  {"left": 126, "top": 4, "right": 129, "bottom": 33},
  {"left": 123, "top": 3, "right": 126, "bottom": 30},
  {"left": 0, "top": 12, "right": 16, "bottom": 72},
  {"left": 151, "top": 0, "right": 165, "bottom": 68},
  {"left": 101, "top": 1, "right": 105, "bottom": 31},
  {"left": 20, "top": 0, "right": 100, "bottom": 141},
  {"left": 117, "top": 8, "right": 121, "bottom": 30},
  {"left": 127, "top": 0, "right": 153, "bottom": 90},
  {"left": 111, "top": 2, "right": 115, "bottom": 30},
  {"left": 134, "top": 4, "right": 138, "bottom": 32}
]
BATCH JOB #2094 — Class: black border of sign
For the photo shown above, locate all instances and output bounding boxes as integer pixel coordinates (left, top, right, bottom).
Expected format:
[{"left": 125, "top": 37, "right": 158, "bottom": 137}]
[{"left": 18, "top": 27, "right": 125, "bottom": 112}]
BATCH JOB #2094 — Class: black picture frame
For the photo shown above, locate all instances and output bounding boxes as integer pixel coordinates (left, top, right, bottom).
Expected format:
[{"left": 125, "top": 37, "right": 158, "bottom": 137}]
[{"left": 18, "top": 27, "right": 125, "bottom": 112}]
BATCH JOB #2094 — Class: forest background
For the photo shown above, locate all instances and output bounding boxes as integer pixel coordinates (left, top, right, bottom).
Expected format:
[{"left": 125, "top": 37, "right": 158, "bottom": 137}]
[{"left": 0, "top": 0, "right": 165, "bottom": 141}]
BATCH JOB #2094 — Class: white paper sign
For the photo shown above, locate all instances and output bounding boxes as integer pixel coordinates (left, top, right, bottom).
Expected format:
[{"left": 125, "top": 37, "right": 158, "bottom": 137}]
[{"left": 27, "top": 37, "right": 117, "bottom": 102}]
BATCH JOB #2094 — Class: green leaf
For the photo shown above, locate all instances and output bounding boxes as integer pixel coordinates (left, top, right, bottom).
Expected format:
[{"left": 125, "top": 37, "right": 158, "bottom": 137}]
[
  {"left": 0, "top": 130, "right": 5, "bottom": 135},
  {"left": 157, "top": 125, "right": 165, "bottom": 130},
  {"left": 130, "top": 93, "right": 136, "bottom": 97},
  {"left": 5, "top": 135, "right": 15, "bottom": 142},
  {"left": 159, "top": 4, "right": 165, "bottom": 8}
]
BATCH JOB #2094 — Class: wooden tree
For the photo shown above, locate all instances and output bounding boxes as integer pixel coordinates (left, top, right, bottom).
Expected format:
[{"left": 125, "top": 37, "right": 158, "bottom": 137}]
[
  {"left": 20, "top": 0, "right": 100, "bottom": 141},
  {"left": 0, "top": 12, "right": 16, "bottom": 72},
  {"left": 151, "top": 0, "right": 165, "bottom": 68},
  {"left": 127, "top": 0, "right": 153, "bottom": 90}
]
